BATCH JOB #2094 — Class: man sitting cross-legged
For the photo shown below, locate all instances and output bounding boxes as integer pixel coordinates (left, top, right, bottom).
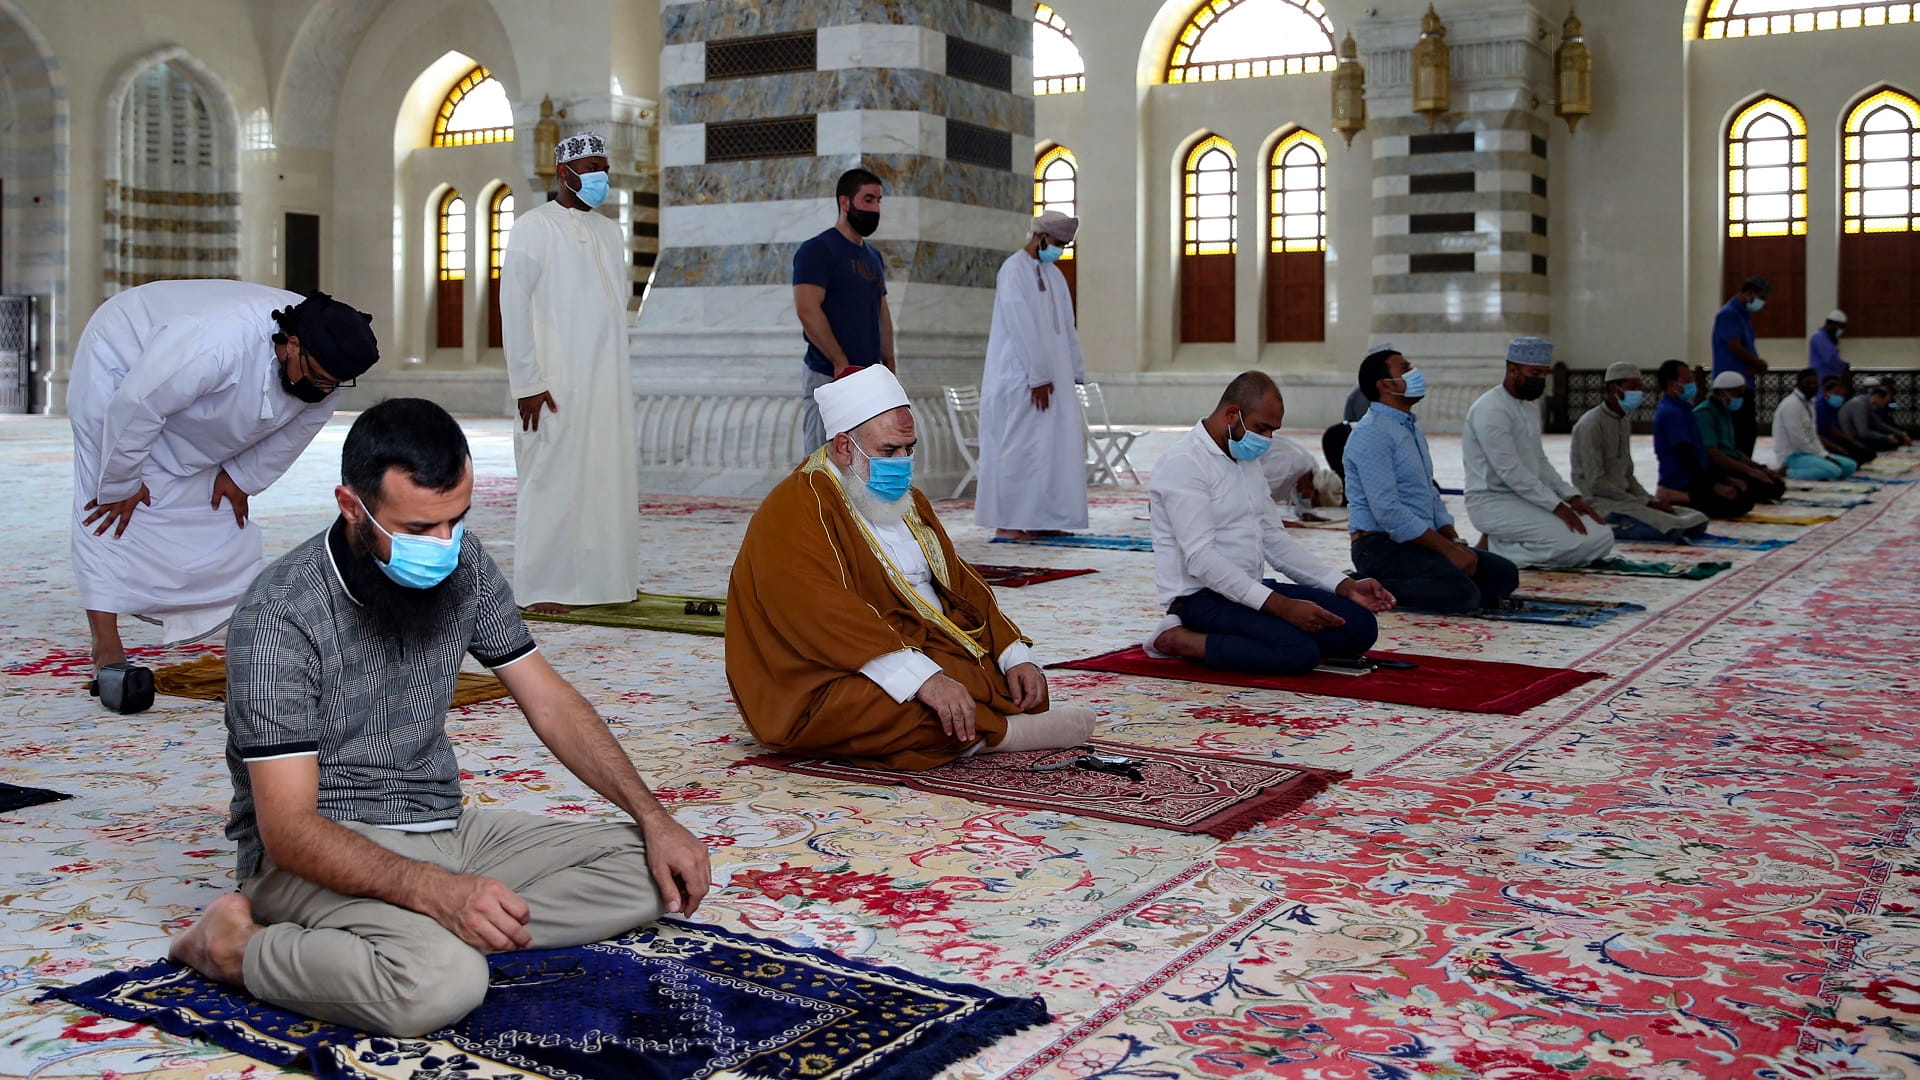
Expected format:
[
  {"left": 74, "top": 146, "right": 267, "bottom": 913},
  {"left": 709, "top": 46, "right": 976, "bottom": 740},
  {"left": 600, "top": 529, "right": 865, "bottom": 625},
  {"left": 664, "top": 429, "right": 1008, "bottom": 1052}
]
[
  {"left": 1650, "top": 360, "right": 1757, "bottom": 521},
  {"left": 1147, "top": 371, "right": 1395, "bottom": 673},
  {"left": 1695, "top": 370, "right": 1788, "bottom": 504},
  {"left": 168, "top": 398, "right": 711, "bottom": 1037},
  {"left": 727, "top": 365, "right": 1096, "bottom": 771},
  {"left": 1570, "top": 361, "right": 1710, "bottom": 543},
  {"left": 1344, "top": 347, "right": 1519, "bottom": 614}
]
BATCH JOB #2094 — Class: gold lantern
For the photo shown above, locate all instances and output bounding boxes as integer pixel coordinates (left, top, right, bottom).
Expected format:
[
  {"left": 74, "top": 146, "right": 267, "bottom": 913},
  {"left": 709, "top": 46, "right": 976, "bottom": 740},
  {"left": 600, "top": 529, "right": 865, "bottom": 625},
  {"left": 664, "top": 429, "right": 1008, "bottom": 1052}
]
[
  {"left": 1330, "top": 31, "right": 1367, "bottom": 146},
  {"left": 1554, "top": 8, "right": 1593, "bottom": 133},
  {"left": 1411, "top": 5, "right": 1450, "bottom": 128},
  {"left": 533, "top": 96, "right": 562, "bottom": 186}
]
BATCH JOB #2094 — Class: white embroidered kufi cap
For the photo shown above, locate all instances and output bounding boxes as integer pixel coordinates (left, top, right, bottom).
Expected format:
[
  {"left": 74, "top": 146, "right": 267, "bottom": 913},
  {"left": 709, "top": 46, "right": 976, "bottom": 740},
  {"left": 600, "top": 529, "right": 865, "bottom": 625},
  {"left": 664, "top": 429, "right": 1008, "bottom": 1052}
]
[{"left": 814, "top": 365, "right": 911, "bottom": 438}]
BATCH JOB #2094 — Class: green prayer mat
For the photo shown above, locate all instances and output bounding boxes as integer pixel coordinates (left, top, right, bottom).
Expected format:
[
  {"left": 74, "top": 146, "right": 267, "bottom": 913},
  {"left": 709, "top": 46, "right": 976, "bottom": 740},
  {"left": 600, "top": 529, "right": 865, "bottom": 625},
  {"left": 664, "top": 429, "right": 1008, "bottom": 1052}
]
[
  {"left": 521, "top": 591, "right": 726, "bottom": 636},
  {"left": 1536, "top": 557, "right": 1732, "bottom": 580}
]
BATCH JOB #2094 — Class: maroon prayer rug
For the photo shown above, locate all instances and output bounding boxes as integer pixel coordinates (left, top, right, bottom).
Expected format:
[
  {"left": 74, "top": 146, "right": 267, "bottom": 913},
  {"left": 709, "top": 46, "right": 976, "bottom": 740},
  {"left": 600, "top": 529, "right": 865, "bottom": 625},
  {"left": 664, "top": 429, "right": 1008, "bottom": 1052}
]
[
  {"left": 971, "top": 563, "right": 1099, "bottom": 588},
  {"left": 741, "top": 740, "right": 1346, "bottom": 839},
  {"left": 1052, "top": 647, "right": 1604, "bottom": 715}
]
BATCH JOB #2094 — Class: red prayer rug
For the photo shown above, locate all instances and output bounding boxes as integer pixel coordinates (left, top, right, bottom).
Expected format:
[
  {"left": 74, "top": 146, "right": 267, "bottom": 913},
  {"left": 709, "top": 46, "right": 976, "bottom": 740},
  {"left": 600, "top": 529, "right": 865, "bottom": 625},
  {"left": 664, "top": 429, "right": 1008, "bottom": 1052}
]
[
  {"left": 741, "top": 740, "right": 1347, "bottom": 839},
  {"left": 1052, "top": 646, "right": 1604, "bottom": 715},
  {"left": 971, "top": 563, "right": 1099, "bottom": 588}
]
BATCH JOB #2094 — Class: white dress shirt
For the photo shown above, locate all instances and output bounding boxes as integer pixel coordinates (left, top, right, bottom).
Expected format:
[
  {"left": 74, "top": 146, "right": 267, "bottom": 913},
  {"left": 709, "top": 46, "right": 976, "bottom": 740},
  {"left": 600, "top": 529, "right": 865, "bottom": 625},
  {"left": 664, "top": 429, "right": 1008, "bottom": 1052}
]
[
  {"left": 1147, "top": 421, "right": 1348, "bottom": 611},
  {"left": 1771, "top": 390, "right": 1825, "bottom": 464},
  {"left": 855, "top": 508, "right": 1033, "bottom": 703}
]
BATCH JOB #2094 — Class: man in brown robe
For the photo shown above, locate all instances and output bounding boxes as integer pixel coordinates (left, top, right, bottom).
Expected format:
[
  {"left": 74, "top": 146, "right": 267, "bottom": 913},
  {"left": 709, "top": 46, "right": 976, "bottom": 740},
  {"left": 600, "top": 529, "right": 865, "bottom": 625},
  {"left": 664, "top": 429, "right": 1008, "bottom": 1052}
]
[{"left": 727, "top": 366, "right": 1096, "bottom": 770}]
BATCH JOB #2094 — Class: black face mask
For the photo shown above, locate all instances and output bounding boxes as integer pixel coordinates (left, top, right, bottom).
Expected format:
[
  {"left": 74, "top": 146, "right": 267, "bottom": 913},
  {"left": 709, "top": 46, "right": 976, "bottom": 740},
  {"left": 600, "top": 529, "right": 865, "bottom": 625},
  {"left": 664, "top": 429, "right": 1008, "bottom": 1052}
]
[
  {"left": 278, "top": 359, "right": 330, "bottom": 404},
  {"left": 845, "top": 208, "right": 880, "bottom": 237},
  {"left": 1514, "top": 376, "right": 1547, "bottom": 401}
]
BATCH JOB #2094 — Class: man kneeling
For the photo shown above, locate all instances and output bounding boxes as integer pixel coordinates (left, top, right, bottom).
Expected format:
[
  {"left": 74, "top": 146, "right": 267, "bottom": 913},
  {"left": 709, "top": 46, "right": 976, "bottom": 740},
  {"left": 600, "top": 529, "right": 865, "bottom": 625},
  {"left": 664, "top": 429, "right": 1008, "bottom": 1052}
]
[
  {"left": 727, "top": 365, "right": 1095, "bottom": 770},
  {"left": 1146, "top": 371, "right": 1395, "bottom": 672},
  {"left": 169, "top": 399, "right": 710, "bottom": 1036}
]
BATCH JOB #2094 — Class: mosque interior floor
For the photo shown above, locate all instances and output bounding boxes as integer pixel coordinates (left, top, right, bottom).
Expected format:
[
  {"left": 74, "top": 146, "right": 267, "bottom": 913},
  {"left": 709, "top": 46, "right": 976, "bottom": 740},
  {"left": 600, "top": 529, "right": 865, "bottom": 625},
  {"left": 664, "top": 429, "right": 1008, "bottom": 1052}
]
[{"left": 5, "top": 414, "right": 1920, "bottom": 1079}]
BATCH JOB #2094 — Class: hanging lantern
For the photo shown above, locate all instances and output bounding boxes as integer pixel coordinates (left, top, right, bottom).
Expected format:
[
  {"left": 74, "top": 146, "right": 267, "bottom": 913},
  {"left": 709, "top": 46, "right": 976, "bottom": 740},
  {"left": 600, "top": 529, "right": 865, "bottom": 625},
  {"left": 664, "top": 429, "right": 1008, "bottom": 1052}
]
[
  {"left": 1554, "top": 8, "right": 1593, "bottom": 133},
  {"left": 533, "top": 96, "right": 561, "bottom": 185},
  {"left": 1331, "top": 32, "right": 1367, "bottom": 146},
  {"left": 1411, "top": 5, "right": 1451, "bottom": 128}
]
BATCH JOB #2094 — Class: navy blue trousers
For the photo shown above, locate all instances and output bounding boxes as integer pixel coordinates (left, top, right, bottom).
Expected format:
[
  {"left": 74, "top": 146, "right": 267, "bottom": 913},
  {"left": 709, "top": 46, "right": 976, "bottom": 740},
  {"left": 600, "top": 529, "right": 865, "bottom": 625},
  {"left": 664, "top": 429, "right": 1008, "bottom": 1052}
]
[{"left": 1174, "top": 581, "right": 1379, "bottom": 675}]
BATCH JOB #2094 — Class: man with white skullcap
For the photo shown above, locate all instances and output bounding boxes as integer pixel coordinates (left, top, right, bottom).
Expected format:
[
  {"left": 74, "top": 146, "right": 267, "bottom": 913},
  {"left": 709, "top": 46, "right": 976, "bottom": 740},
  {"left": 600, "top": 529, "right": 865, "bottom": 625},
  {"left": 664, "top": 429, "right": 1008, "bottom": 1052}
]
[
  {"left": 499, "top": 131, "right": 640, "bottom": 613},
  {"left": 1648, "top": 359, "right": 1757, "bottom": 520},
  {"left": 1695, "top": 368, "right": 1789, "bottom": 503},
  {"left": 1809, "top": 309, "right": 1849, "bottom": 384},
  {"left": 1570, "top": 360, "right": 1710, "bottom": 542},
  {"left": 727, "top": 366, "right": 1096, "bottom": 770},
  {"left": 975, "top": 209, "right": 1089, "bottom": 539},
  {"left": 1462, "top": 337, "right": 1615, "bottom": 567},
  {"left": 1839, "top": 376, "right": 1912, "bottom": 451}
]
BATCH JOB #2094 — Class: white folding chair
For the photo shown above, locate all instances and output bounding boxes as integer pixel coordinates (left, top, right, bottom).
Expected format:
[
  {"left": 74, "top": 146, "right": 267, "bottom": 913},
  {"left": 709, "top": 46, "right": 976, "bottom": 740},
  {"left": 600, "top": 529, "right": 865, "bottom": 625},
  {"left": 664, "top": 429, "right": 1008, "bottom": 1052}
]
[
  {"left": 942, "top": 385, "right": 982, "bottom": 499},
  {"left": 1076, "top": 382, "right": 1147, "bottom": 485}
]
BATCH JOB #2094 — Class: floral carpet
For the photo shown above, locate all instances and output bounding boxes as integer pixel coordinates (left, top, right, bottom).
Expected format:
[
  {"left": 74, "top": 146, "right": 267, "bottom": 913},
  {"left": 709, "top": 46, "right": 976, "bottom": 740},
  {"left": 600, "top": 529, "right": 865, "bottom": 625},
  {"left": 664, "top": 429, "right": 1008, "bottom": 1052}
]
[{"left": 4, "top": 414, "right": 1920, "bottom": 1079}]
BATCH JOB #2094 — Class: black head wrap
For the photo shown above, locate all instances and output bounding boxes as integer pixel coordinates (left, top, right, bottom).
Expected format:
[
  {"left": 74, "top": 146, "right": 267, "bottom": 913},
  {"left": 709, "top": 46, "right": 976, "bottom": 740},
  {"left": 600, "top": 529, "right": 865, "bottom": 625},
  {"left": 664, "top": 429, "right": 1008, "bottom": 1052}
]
[{"left": 272, "top": 292, "right": 379, "bottom": 380}]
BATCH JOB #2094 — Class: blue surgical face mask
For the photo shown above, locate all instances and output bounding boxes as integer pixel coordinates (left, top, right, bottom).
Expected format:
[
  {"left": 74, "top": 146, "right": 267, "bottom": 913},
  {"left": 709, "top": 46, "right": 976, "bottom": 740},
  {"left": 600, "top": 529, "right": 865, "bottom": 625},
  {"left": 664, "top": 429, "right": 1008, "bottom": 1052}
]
[
  {"left": 569, "top": 168, "right": 610, "bottom": 209},
  {"left": 1747, "top": 297, "right": 1766, "bottom": 313},
  {"left": 1619, "top": 389, "right": 1645, "bottom": 411},
  {"left": 1680, "top": 383, "right": 1698, "bottom": 402},
  {"left": 1227, "top": 417, "right": 1272, "bottom": 462},
  {"left": 1827, "top": 394, "right": 1847, "bottom": 409},
  {"left": 1399, "top": 367, "right": 1428, "bottom": 400},
  {"left": 358, "top": 497, "right": 463, "bottom": 589},
  {"left": 1727, "top": 396, "right": 1745, "bottom": 412},
  {"left": 854, "top": 442, "right": 913, "bottom": 502},
  {"left": 1038, "top": 242, "right": 1065, "bottom": 263}
]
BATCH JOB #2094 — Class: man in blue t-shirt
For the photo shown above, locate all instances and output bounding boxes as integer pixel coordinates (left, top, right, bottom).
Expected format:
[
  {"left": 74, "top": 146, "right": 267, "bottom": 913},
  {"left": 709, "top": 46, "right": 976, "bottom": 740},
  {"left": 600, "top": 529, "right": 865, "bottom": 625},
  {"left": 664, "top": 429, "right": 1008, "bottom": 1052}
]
[
  {"left": 792, "top": 167, "right": 894, "bottom": 452},
  {"left": 1710, "top": 275, "right": 1770, "bottom": 458}
]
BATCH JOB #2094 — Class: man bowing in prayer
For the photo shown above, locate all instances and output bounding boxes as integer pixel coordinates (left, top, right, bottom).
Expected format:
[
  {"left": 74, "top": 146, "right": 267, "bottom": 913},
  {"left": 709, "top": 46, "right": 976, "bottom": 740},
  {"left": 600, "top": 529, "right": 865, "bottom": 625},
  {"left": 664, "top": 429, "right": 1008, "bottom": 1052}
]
[
  {"left": 1462, "top": 337, "right": 1614, "bottom": 568},
  {"left": 727, "top": 366, "right": 1097, "bottom": 771},
  {"left": 1146, "top": 371, "right": 1394, "bottom": 674},
  {"left": 500, "top": 131, "right": 641, "bottom": 614},
  {"left": 975, "top": 210, "right": 1089, "bottom": 540},
  {"left": 68, "top": 282, "right": 378, "bottom": 709}
]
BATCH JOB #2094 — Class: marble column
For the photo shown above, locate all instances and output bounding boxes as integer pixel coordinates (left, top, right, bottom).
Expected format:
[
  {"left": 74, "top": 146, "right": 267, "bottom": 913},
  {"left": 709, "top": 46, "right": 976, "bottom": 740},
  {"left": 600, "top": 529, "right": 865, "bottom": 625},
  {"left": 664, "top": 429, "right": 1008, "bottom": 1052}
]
[
  {"left": 632, "top": 0, "right": 1034, "bottom": 494},
  {"left": 1356, "top": 4, "right": 1557, "bottom": 428}
]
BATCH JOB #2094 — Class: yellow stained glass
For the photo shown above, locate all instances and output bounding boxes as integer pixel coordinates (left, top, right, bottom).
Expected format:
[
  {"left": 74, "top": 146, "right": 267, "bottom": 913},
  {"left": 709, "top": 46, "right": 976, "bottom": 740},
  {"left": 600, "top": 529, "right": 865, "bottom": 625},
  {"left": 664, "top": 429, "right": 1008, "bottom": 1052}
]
[
  {"left": 1702, "top": 1, "right": 1917, "bottom": 39},
  {"left": 1842, "top": 88, "right": 1920, "bottom": 235},
  {"left": 1183, "top": 136, "right": 1237, "bottom": 255},
  {"left": 1725, "top": 97, "right": 1808, "bottom": 238},
  {"left": 1164, "top": 0, "right": 1337, "bottom": 85},
  {"left": 433, "top": 66, "right": 513, "bottom": 147}
]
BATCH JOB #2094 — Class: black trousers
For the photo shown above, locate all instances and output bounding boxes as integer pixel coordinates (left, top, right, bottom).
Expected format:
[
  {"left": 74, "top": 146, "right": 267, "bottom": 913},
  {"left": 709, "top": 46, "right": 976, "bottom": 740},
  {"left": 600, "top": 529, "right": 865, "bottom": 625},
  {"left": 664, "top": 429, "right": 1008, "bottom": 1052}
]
[
  {"left": 1687, "top": 476, "right": 1758, "bottom": 519},
  {"left": 1731, "top": 401, "right": 1757, "bottom": 458},
  {"left": 1351, "top": 534, "right": 1520, "bottom": 615}
]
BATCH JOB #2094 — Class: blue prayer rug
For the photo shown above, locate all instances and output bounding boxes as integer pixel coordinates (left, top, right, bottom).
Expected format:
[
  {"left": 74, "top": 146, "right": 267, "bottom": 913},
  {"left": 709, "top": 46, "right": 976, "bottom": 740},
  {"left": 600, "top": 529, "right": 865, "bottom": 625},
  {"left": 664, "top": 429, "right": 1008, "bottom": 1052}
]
[
  {"left": 989, "top": 533, "right": 1153, "bottom": 551},
  {"left": 43, "top": 921, "right": 1049, "bottom": 1080},
  {"left": 1402, "top": 597, "right": 1646, "bottom": 628},
  {"left": 1674, "top": 534, "right": 1794, "bottom": 551}
]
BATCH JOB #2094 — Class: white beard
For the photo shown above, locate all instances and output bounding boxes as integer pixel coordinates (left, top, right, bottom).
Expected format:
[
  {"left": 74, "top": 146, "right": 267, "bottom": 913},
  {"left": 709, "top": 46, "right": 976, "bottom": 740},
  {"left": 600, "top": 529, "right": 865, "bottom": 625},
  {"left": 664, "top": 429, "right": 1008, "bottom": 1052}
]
[{"left": 835, "top": 462, "right": 910, "bottom": 525}]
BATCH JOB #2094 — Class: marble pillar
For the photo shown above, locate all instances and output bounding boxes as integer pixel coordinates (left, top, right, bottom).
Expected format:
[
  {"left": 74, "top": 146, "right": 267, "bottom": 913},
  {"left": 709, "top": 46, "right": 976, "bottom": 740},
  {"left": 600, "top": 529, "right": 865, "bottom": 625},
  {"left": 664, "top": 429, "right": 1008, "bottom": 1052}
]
[
  {"left": 632, "top": 0, "right": 1034, "bottom": 494},
  {"left": 1356, "top": 4, "right": 1557, "bottom": 427}
]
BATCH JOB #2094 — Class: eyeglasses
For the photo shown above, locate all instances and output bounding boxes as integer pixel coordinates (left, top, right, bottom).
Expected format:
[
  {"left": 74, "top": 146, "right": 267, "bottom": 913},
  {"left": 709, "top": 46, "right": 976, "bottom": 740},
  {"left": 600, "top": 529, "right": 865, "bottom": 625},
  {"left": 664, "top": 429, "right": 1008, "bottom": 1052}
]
[{"left": 300, "top": 350, "right": 355, "bottom": 393}]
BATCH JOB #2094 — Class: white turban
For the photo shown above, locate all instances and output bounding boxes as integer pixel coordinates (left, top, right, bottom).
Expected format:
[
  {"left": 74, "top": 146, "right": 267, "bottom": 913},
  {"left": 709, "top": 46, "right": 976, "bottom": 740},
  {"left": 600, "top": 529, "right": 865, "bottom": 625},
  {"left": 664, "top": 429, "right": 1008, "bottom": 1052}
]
[
  {"left": 1506, "top": 337, "right": 1554, "bottom": 365},
  {"left": 556, "top": 131, "right": 607, "bottom": 164},
  {"left": 1711, "top": 370, "right": 1748, "bottom": 391},
  {"left": 1032, "top": 210, "right": 1080, "bottom": 242},
  {"left": 814, "top": 365, "right": 911, "bottom": 439}
]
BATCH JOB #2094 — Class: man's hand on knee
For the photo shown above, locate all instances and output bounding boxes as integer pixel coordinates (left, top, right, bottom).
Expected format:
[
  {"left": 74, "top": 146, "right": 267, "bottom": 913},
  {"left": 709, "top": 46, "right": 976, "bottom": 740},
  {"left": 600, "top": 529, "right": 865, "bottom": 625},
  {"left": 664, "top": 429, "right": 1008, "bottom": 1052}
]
[
  {"left": 915, "top": 673, "right": 976, "bottom": 742},
  {"left": 1007, "top": 662, "right": 1048, "bottom": 713},
  {"left": 639, "top": 813, "right": 713, "bottom": 917},
  {"left": 418, "top": 871, "right": 531, "bottom": 952},
  {"left": 1262, "top": 592, "right": 1345, "bottom": 631}
]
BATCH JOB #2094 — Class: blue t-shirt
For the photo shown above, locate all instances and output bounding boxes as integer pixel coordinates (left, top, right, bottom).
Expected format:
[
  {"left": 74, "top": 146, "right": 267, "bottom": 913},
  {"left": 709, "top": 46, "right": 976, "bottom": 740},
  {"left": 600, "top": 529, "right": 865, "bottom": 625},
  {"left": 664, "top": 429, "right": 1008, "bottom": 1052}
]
[
  {"left": 1653, "top": 393, "right": 1710, "bottom": 491},
  {"left": 1710, "top": 297, "right": 1756, "bottom": 389},
  {"left": 793, "top": 228, "right": 887, "bottom": 376}
]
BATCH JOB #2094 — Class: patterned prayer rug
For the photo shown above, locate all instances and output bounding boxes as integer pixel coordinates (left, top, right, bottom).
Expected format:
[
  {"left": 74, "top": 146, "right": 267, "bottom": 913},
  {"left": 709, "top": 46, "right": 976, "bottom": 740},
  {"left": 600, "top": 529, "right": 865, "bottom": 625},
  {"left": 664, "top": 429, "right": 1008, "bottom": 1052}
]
[
  {"left": 1667, "top": 532, "right": 1794, "bottom": 550},
  {"left": 1053, "top": 646, "right": 1605, "bottom": 715},
  {"left": 741, "top": 741, "right": 1347, "bottom": 840},
  {"left": 0, "top": 781, "right": 73, "bottom": 814},
  {"left": 1535, "top": 557, "right": 1733, "bottom": 580},
  {"left": 972, "top": 564, "right": 1099, "bottom": 588},
  {"left": 1438, "top": 596, "right": 1646, "bottom": 628},
  {"left": 42, "top": 920, "right": 1048, "bottom": 1080},
  {"left": 1780, "top": 495, "right": 1873, "bottom": 508},
  {"left": 989, "top": 533, "right": 1153, "bottom": 551},
  {"left": 1735, "top": 508, "right": 1842, "bottom": 525},
  {"left": 152, "top": 654, "right": 513, "bottom": 708},
  {"left": 521, "top": 591, "right": 726, "bottom": 637}
]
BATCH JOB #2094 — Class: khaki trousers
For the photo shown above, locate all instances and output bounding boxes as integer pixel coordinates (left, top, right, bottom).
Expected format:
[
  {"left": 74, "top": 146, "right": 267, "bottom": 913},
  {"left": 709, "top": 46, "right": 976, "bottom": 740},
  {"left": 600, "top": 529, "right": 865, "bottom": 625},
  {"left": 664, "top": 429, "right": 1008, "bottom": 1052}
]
[{"left": 239, "top": 809, "right": 660, "bottom": 1036}]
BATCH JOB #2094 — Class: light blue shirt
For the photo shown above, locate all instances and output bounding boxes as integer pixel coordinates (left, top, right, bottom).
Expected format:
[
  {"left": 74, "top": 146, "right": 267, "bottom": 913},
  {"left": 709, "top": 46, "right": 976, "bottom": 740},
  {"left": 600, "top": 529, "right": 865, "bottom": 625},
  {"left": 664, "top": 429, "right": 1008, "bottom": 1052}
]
[{"left": 1343, "top": 402, "right": 1453, "bottom": 543}]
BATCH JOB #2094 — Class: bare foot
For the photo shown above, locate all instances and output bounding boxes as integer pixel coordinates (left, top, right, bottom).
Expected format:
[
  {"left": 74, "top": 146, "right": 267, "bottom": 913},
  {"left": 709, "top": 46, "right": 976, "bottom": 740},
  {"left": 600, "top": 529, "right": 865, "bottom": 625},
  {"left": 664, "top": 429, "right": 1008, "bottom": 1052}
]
[
  {"left": 1152, "top": 625, "right": 1208, "bottom": 661},
  {"left": 86, "top": 609, "right": 127, "bottom": 672},
  {"left": 522, "top": 602, "right": 572, "bottom": 615},
  {"left": 994, "top": 529, "right": 1035, "bottom": 541},
  {"left": 168, "top": 893, "right": 258, "bottom": 986},
  {"left": 1473, "top": 535, "right": 1489, "bottom": 550}
]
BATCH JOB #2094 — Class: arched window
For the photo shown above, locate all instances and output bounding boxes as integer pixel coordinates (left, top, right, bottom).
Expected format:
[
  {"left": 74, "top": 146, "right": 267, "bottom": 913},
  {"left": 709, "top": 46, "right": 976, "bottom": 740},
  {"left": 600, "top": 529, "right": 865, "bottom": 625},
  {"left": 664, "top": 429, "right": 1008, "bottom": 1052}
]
[
  {"left": 487, "top": 186, "right": 514, "bottom": 348},
  {"left": 1723, "top": 97, "right": 1806, "bottom": 338},
  {"left": 1035, "top": 145, "right": 1079, "bottom": 309},
  {"left": 436, "top": 190, "right": 466, "bottom": 348},
  {"left": 1167, "top": 0, "right": 1337, "bottom": 84},
  {"left": 1181, "top": 135, "right": 1237, "bottom": 343},
  {"left": 1841, "top": 88, "right": 1920, "bottom": 336},
  {"left": 1701, "top": 1, "right": 1914, "bottom": 40},
  {"left": 433, "top": 66, "right": 513, "bottom": 147},
  {"left": 1034, "top": 5, "right": 1085, "bottom": 95},
  {"left": 1267, "top": 129, "right": 1326, "bottom": 342}
]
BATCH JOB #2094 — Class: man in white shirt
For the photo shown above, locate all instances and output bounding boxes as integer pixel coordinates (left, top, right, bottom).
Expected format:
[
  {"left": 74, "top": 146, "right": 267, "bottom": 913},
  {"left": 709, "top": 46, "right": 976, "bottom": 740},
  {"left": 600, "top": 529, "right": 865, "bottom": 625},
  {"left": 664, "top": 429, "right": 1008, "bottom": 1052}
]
[
  {"left": 1146, "top": 371, "right": 1395, "bottom": 674},
  {"left": 726, "top": 366, "right": 1095, "bottom": 770},
  {"left": 1462, "top": 337, "right": 1614, "bottom": 567},
  {"left": 1772, "top": 366, "right": 1858, "bottom": 481}
]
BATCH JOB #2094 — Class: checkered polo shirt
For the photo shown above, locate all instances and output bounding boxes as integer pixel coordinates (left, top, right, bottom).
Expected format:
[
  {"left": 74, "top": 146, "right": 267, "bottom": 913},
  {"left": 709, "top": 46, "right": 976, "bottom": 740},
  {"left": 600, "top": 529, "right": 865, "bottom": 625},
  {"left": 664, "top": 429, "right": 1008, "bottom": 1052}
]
[{"left": 222, "top": 518, "right": 537, "bottom": 879}]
